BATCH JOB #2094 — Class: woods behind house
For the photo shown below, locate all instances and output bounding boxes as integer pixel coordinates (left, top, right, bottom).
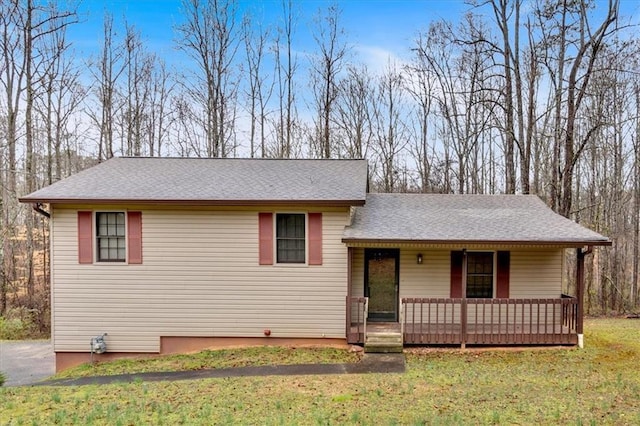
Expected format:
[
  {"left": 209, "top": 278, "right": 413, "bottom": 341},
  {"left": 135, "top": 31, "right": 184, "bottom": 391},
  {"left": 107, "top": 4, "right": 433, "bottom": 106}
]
[{"left": 1, "top": 0, "right": 638, "bottom": 336}]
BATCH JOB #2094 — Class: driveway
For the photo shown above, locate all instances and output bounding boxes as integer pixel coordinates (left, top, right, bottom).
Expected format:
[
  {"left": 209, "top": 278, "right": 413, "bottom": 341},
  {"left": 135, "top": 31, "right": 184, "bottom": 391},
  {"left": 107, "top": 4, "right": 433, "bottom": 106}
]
[{"left": 0, "top": 340, "right": 54, "bottom": 386}]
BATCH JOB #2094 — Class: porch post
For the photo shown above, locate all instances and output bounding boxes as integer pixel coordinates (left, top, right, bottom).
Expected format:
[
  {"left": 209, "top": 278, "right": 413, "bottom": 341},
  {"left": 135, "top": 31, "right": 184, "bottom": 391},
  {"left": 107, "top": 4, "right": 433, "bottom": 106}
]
[
  {"left": 576, "top": 247, "right": 586, "bottom": 348},
  {"left": 461, "top": 249, "right": 467, "bottom": 348},
  {"left": 346, "top": 247, "right": 353, "bottom": 341},
  {"left": 461, "top": 249, "right": 468, "bottom": 298}
]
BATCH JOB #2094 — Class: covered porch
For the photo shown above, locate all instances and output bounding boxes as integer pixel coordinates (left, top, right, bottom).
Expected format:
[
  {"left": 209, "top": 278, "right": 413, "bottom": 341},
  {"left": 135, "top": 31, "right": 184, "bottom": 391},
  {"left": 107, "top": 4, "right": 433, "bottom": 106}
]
[{"left": 342, "top": 194, "right": 611, "bottom": 349}]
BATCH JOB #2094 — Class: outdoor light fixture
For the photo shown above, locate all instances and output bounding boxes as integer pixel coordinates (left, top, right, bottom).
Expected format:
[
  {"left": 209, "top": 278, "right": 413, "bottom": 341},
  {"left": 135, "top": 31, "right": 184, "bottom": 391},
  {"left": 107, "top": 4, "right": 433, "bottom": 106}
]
[{"left": 417, "top": 253, "right": 423, "bottom": 264}]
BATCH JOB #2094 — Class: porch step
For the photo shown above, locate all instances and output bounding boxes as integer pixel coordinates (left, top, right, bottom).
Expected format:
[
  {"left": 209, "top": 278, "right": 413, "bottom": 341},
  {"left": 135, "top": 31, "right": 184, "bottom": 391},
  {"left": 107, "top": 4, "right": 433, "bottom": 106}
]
[{"left": 365, "top": 332, "right": 403, "bottom": 353}]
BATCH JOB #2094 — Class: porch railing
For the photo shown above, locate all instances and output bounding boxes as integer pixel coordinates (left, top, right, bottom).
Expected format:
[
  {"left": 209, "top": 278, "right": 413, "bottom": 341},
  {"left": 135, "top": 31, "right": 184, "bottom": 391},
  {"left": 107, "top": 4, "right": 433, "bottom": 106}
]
[
  {"left": 402, "top": 297, "right": 578, "bottom": 346},
  {"left": 346, "top": 296, "right": 368, "bottom": 344}
]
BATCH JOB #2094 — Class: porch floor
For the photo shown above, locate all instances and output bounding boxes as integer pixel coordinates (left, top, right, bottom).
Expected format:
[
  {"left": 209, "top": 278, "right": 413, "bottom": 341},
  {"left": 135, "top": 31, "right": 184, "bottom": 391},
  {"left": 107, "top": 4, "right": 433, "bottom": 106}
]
[{"left": 366, "top": 322, "right": 401, "bottom": 333}]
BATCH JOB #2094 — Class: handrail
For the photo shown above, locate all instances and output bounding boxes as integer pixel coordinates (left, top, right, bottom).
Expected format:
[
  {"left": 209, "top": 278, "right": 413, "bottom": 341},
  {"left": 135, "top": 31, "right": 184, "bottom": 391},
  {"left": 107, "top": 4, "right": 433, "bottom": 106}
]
[
  {"left": 363, "top": 297, "right": 369, "bottom": 341},
  {"left": 346, "top": 296, "right": 369, "bottom": 344},
  {"left": 399, "top": 298, "right": 405, "bottom": 338}
]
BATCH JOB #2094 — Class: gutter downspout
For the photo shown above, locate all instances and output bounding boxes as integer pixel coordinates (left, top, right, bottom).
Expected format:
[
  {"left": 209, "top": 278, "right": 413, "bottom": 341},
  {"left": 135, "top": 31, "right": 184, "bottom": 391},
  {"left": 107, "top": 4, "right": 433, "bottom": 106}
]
[{"left": 32, "top": 203, "right": 50, "bottom": 218}]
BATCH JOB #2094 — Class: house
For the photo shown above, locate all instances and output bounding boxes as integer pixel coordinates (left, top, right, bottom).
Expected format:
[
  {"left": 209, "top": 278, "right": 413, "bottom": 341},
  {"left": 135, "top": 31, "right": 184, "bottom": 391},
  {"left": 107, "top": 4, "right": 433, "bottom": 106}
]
[{"left": 19, "top": 157, "right": 611, "bottom": 371}]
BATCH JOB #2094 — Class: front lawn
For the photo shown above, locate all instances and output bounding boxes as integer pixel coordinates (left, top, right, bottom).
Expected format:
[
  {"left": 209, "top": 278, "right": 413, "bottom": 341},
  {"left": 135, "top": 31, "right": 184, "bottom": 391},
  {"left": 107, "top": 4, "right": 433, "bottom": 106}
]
[
  {"left": 54, "top": 346, "right": 359, "bottom": 379},
  {"left": 1, "top": 318, "right": 638, "bottom": 425}
]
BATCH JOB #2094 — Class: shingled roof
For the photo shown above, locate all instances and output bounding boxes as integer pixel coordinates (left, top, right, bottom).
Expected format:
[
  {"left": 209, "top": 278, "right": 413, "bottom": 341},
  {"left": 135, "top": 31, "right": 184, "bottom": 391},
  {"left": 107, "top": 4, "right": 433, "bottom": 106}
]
[
  {"left": 343, "top": 193, "right": 610, "bottom": 247},
  {"left": 20, "top": 157, "right": 368, "bottom": 206}
]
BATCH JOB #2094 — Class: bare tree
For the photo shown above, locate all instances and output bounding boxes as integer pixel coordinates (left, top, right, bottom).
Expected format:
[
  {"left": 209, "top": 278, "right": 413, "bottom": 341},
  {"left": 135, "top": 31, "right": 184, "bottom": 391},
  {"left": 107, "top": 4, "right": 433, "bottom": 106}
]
[
  {"left": 405, "top": 40, "right": 436, "bottom": 193},
  {"left": 272, "top": 0, "right": 298, "bottom": 158},
  {"left": 414, "top": 16, "right": 495, "bottom": 194},
  {"left": 176, "top": 0, "right": 239, "bottom": 158},
  {"left": 309, "top": 3, "right": 349, "bottom": 159},
  {"left": 334, "top": 64, "right": 374, "bottom": 159},
  {"left": 242, "top": 13, "right": 272, "bottom": 158},
  {"left": 1, "top": 1, "right": 25, "bottom": 207},
  {"left": 488, "top": 0, "right": 519, "bottom": 193},
  {"left": 87, "top": 12, "right": 126, "bottom": 160},
  {"left": 122, "top": 23, "right": 153, "bottom": 156},
  {"left": 633, "top": 83, "right": 640, "bottom": 306},
  {"left": 0, "top": 1, "right": 22, "bottom": 313},
  {"left": 145, "top": 57, "right": 174, "bottom": 157},
  {"left": 36, "top": 21, "right": 85, "bottom": 184},
  {"left": 536, "top": 0, "right": 618, "bottom": 216},
  {"left": 483, "top": 0, "right": 539, "bottom": 195},
  {"left": 0, "top": 0, "right": 76, "bottom": 320},
  {"left": 371, "top": 62, "right": 409, "bottom": 192}
]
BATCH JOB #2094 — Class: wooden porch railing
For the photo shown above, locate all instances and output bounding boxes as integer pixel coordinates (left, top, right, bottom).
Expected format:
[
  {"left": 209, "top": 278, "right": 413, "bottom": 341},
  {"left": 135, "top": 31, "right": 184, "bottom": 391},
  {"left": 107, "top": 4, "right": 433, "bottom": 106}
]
[
  {"left": 402, "top": 297, "right": 578, "bottom": 346},
  {"left": 346, "top": 296, "right": 368, "bottom": 344},
  {"left": 561, "top": 293, "right": 578, "bottom": 331}
]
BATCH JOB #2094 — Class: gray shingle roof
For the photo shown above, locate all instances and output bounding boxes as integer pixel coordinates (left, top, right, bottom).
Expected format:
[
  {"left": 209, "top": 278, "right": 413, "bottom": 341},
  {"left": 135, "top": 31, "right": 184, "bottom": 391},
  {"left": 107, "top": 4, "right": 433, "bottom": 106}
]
[
  {"left": 343, "top": 193, "right": 610, "bottom": 246},
  {"left": 20, "top": 157, "right": 368, "bottom": 205}
]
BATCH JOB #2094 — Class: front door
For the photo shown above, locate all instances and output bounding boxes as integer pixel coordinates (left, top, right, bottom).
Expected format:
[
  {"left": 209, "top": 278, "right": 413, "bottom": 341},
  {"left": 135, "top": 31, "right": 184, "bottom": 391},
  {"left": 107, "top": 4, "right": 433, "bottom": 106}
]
[{"left": 365, "top": 249, "right": 399, "bottom": 322}]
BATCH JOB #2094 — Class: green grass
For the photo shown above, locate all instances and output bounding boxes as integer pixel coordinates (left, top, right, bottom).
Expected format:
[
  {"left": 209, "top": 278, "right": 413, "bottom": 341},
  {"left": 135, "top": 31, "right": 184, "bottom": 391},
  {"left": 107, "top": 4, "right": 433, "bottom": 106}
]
[
  {"left": 1, "top": 318, "right": 639, "bottom": 425},
  {"left": 54, "top": 346, "right": 360, "bottom": 378}
]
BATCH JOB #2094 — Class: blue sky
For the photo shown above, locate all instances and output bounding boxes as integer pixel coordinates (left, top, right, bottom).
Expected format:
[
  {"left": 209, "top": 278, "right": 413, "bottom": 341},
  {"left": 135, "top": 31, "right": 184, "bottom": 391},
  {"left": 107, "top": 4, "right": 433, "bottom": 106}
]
[
  {"left": 67, "top": 0, "right": 640, "bottom": 75},
  {"left": 55, "top": 0, "right": 640, "bottom": 160},
  {"left": 67, "top": 1, "right": 475, "bottom": 71}
]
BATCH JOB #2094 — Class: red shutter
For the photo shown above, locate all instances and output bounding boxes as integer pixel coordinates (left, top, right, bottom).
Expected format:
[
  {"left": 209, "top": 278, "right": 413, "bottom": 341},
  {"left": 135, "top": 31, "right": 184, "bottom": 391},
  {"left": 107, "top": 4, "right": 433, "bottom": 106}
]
[
  {"left": 496, "top": 251, "right": 510, "bottom": 298},
  {"left": 127, "top": 211, "right": 143, "bottom": 264},
  {"left": 450, "top": 251, "right": 463, "bottom": 298},
  {"left": 258, "top": 212, "right": 273, "bottom": 265},
  {"left": 308, "top": 213, "right": 322, "bottom": 265},
  {"left": 78, "top": 211, "right": 93, "bottom": 264}
]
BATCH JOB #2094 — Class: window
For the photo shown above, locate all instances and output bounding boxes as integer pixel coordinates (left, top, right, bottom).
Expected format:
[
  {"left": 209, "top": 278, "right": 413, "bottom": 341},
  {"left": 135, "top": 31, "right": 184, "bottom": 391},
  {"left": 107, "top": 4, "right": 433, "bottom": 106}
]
[
  {"left": 276, "top": 213, "right": 305, "bottom": 263},
  {"left": 96, "top": 212, "right": 126, "bottom": 262},
  {"left": 466, "top": 252, "right": 494, "bottom": 298}
]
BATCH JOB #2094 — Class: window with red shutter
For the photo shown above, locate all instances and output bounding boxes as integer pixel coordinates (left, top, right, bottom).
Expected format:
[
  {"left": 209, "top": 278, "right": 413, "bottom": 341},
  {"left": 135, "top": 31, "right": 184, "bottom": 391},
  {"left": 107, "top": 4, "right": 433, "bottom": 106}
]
[
  {"left": 77, "top": 211, "right": 93, "bottom": 264},
  {"left": 496, "top": 251, "right": 510, "bottom": 298},
  {"left": 450, "top": 251, "right": 463, "bottom": 297},
  {"left": 78, "top": 211, "right": 143, "bottom": 264},
  {"left": 258, "top": 212, "right": 274, "bottom": 265},
  {"left": 450, "top": 250, "right": 510, "bottom": 298},
  {"left": 259, "top": 212, "right": 323, "bottom": 266},
  {"left": 308, "top": 213, "right": 322, "bottom": 265},
  {"left": 127, "top": 211, "right": 143, "bottom": 264}
]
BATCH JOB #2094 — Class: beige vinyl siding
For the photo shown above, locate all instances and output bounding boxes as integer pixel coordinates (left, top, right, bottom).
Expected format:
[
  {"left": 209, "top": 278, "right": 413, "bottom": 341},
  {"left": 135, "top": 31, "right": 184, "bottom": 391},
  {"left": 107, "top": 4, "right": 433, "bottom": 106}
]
[
  {"left": 51, "top": 205, "right": 350, "bottom": 352},
  {"left": 510, "top": 249, "right": 563, "bottom": 298},
  {"left": 399, "top": 249, "right": 456, "bottom": 323},
  {"left": 399, "top": 249, "right": 451, "bottom": 299}
]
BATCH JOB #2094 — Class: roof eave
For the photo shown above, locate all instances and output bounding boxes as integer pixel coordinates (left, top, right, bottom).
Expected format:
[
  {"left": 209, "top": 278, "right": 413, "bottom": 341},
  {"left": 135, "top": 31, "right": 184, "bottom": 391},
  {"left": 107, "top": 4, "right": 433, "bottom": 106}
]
[
  {"left": 18, "top": 197, "right": 366, "bottom": 207},
  {"left": 341, "top": 238, "right": 612, "bottom": 247}
]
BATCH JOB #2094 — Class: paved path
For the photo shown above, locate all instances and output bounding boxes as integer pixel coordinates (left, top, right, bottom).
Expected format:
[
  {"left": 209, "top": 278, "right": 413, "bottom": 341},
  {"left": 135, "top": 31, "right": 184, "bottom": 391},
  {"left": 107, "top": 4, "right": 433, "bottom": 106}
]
[
  {"left": 0, "top": 340, "right": 54, "bottom": 387},
  {"left": 37, "top": 353, "right": 405, "bottom": 387}
]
